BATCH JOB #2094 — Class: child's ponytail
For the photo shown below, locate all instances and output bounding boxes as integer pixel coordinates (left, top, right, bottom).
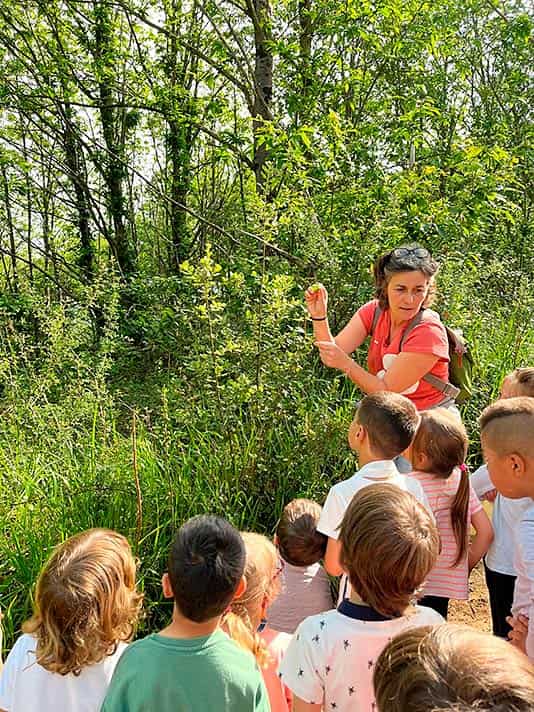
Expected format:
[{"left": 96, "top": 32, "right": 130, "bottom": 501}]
[
  {"left": 411, "top": 410, "right": 470, "bottom": 568},
  {"left": 450, "top": 464, "right": 470, "bottom": 567}
]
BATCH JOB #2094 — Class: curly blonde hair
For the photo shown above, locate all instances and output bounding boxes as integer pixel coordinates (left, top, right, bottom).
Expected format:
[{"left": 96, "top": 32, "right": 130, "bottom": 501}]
[
  {"left": 225, "top": 532, "right": 281, "bottom": 668},
  {"left": 23, "top": 528, "right": 143, "bottom": 676}
]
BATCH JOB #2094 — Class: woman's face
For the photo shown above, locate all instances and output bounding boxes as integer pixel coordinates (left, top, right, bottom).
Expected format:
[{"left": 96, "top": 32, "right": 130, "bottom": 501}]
[{"left": 386, "top": 270, "right": 430, "bottom": 322}]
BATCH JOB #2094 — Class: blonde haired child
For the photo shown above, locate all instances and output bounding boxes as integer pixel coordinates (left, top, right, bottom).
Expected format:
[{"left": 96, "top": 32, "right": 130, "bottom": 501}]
[
  {"left": 268, "top": 498, "right": 332, "bottom": 634},
  {"left": 0, "top": 529, "right": 142, "bottom": 712},
  {"left": 373, "top": 623, "right": 534, "bottom": 711},
  {"left": 408, "top": 408, "right": 493, "bottom": 618},
  {"left": 471, "top": 367, "right": 534, "bottom": 638},
  {"left": 279, "top": 484, "right": 443, "bottom": 712},
  {"left": 226, "top": 532, "right": 292, "bottom": 712}
]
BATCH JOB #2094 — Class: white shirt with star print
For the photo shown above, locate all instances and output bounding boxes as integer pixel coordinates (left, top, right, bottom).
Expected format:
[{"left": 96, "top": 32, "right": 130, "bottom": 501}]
[{"left": 278, "top": 601, "right": 443, "bottom": 711}]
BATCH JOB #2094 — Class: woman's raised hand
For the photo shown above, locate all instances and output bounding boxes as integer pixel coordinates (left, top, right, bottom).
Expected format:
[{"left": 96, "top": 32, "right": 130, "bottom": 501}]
[{"left": 305, "top": 282, "right": 328, "bottom": 319}]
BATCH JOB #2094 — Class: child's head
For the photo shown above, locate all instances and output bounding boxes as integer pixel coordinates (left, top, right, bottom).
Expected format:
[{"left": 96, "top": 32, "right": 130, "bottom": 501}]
[
  {"left": 410, "top": 408, "right": 469, "bottom": 565},
  {"left": 410, "top": 408, "right": 468, "bottom": 477},
  {"left": 166, "top": 515, "right": 246, "bottom": 623},
  {"left": 501, "top": 367, "right": 534, "bottom": 398},
  {"left": 373, "top": 623, "right": 534, "bottom": 711},
  {"left": 348, "top": 392, "right": 419, "bottom": 460},
  {"left": 22, "top": 528, "right": 142, "bottom": 675},
  {"left": 275, "top": 498, "right": 326, "bottom": 567},
  {"left": 338, "top": 484, "right": 439, "bottom": 616},
  {"left": 480, "top": 397, "right": 534, "bottom": 499},
  {"left": 226, "top": 532, "right": 282, "bottom": 667}
]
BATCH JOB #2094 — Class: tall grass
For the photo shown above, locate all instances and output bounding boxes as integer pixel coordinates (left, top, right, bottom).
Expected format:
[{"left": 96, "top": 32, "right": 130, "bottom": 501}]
[{"left": 1, "top": 254, "right": 532, "bottom": 656}]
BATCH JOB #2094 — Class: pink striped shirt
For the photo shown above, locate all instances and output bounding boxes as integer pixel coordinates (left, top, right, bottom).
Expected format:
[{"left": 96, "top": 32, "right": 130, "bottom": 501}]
[{"left": 410, "top": 469, "right": 482, "bottom": 600}]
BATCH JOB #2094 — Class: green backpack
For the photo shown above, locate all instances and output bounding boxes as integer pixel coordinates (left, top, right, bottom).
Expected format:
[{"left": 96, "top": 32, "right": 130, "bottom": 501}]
[{"left": 371, "top": 306, "right": 475, "bottom": 405}]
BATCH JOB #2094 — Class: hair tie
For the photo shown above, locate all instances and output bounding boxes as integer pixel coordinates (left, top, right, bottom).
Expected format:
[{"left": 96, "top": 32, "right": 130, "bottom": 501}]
[{"left": 459, "top": 463, "right": 468, "bottom": 473}]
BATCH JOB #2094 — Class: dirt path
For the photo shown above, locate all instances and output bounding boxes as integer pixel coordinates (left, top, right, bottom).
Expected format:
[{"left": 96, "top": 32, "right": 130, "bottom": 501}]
[{"left": 449, "top": 561, "right": 491, "bottom": 631}]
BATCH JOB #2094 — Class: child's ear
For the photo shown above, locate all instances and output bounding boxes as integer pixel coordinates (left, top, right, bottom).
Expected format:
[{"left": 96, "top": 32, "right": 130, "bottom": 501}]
[
  {"left": 232, "top": 575, "right": 247, "bottom": 602},
  {"left": 348, "top": 419, "right": 365, "bottom": 450},
  {"left": 162, "top": 573, "right": 174, "bottom": 599},
  {"left": 509, "top": 453, "right": 527, "bottom": 480},
  {"left": 412, "top": 450, "right": 428, "bottom": 470}
]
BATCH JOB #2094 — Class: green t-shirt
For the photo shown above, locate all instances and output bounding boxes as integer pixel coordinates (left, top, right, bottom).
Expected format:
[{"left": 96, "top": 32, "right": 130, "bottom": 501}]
[{"left": 101, "top": 630, "right": 270, "bottom": 711}]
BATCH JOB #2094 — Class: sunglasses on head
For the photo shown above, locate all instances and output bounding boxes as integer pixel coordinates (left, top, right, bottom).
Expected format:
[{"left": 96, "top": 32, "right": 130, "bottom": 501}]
[{"left": 391, "top": 247, "right": 430, "bottom": 260}]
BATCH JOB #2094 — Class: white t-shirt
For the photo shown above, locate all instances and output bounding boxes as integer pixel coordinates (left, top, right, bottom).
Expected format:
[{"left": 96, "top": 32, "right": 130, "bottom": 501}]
[
  {"left": 267, "top": 560, "right": 333, "bottom": 635},
  {"left": 0, "top": 634, "right": 127, "bottom": 712},
  {"left": 511, "top": 502, "right": 534, "bottom": 660},
  {"left": 470, "top": 465, "right": 531, "bottom": 576},
  {"left": 278, "top": 601, "right": 443, "bottom": 711},
  {"left": 318, "top": 460, "right": 431, "bottom": 602},
  {"left": 317, "top": 460, "right": 430, "bottom": 541}
]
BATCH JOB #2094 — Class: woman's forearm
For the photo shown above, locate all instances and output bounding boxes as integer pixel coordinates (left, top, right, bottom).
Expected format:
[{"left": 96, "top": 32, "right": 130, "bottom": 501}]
[
  {"left": 343, "top": 360, "right": 387, "bottom": 394},
  {"left": 311, "top": 315, "right": 334, "bottom": 343}
]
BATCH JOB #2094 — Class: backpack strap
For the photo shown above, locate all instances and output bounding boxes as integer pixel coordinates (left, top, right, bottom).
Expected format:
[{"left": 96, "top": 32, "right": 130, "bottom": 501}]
[
  {"left": 399, "top": 310, "right": 461, "bottom": 401},
  {"left": 371, "top": 304, "right": 382, "bottom": 336}
]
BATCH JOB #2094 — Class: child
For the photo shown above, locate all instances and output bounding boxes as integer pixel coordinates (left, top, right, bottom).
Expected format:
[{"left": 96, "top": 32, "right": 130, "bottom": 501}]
[
  {"left": 318, "top": 392, "right": 429, "bottom": 585},
  {"left": 471, "top": 367, "right": 534, "bottom": 638},
  {"left": 101, "top": 515, "right": 269, "bottom": 711},
  {"left": 279, "top": 484, "right": 444, "bottom": 712},
  {"left": 480, "top": 397, "right": 534, "bottom": 660},
  {"left": 0, "top": 529, "right": 142, "bottom": 712},
  {"left": 226, "top": 532, "right": 292, "bottom": 712},
  {"left": 408, "top": 409, "right": 493, "bottom": 618},
  {"left": 267, "top": 498, "right": 333, "bottom": 634},
  {"left": 373, "top": 623, "right": 534, "bottom": 711}
]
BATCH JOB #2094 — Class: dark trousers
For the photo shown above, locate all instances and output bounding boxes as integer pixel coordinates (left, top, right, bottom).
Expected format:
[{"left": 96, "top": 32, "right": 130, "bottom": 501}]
[
  {"left": 419, "top": 595, "right": 449, "bottom": 619},
  {"left": 484, "top": 561, "right": 516, "bottom": 638}
]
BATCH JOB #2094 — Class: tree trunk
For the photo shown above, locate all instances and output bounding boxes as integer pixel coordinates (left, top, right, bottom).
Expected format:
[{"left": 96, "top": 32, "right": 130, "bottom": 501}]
[
  {"left": 249, "top": 0, "right": 273, "bottom": 194},
  {"left": 93, "top": 0, "right": 134, "bottom": 279}
]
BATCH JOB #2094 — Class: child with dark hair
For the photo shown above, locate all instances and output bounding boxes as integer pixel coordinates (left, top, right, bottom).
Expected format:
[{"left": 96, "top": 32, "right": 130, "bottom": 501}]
[
  {"left": 318, "top": 392, "right": 429, "bottom": 596},
  {"left": 267, "top": 499, "right": 333, "bottom": 634},
  {"left": 373, "top": 623, "right": 534, "bottom": 711},
  {"left": 101, "top": 515, "right": 269, "bottom": 712},
  {"left": 279, "top": 484, "right": 443, "bottom": 712}
]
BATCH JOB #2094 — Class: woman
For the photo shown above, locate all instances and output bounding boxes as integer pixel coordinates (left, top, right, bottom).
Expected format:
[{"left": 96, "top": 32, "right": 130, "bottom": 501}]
[{"left": 306, "top": 244, "right": 456, "bottom": 411}]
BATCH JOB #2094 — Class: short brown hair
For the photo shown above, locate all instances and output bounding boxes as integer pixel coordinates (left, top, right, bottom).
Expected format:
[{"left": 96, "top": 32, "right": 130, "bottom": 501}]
[
  {"left": 479, "top": 397, "right": 534, "bottom": 459},
  {"left": 276, "top": 499, "right": 327, "bottom": 566},
  {"left": 23, "top": 529, "right": 142, "bottom": 675},
  {"left": 373, "top": 623, "right": 534, "bottom": 711},
  {"left": 356, "top": 392, "right": 420, "bottom": 459},
  {"left": 509, "top": 368, "right": 534, "bottom": 397},
  {"left": 339, "top": 484, "right": 439, "bottom": 617}
]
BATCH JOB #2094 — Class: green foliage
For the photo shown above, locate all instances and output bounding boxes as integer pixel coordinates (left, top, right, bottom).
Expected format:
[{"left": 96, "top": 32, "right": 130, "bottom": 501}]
[{"left": 0, "top": 0, "right": 533, "bottom": 657}]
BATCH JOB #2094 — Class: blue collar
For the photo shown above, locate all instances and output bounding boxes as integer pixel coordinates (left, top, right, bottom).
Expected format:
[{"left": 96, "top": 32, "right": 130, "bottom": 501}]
[{"left": 337, "top": 599, "right": 394, "bottom": 621}]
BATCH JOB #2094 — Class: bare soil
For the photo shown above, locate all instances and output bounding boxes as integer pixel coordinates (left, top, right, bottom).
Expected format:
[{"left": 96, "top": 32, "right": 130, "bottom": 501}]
[{"left": 449, "top": 561, "right": 491, "bottom": 632}]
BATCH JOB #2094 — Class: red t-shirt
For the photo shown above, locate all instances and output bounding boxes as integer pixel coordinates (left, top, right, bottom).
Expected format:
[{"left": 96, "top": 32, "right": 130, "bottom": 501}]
[{"left": 357, "top": 299, "right": 450, "bottom": 411}]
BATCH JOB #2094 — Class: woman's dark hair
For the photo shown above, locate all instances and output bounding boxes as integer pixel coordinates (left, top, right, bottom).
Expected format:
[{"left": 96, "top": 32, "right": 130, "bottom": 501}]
[
  {"left": 373, "top": 244, "right": 439, "bottom": 309},
  {"left": 168, "top": 515, "right": 246, "bottom": 623}
]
